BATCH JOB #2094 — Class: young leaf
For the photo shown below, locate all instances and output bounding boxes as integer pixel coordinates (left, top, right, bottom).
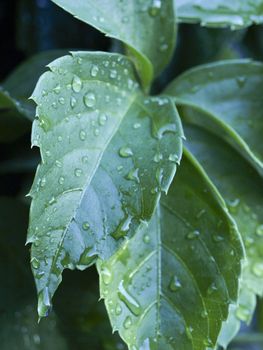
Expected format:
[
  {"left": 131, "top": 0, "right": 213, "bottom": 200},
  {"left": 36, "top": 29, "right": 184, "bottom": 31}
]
[
  {"left": 27, "top": 52, "right": 183, "bottom": 318},
  {"left": 165, "top": 60, "right": 263, "bottom": 176},
  {"left": 97, "top": 150, "right": 244, "bottom": 350},
  {"left": 51, "top": 0, "right": 177, "bottom": 88},
  {"left": 184, "top": 124, "right": 263, "bottom": 346},
  {"left": 176, "top": 0, "right": 263, "bottom": 29}
]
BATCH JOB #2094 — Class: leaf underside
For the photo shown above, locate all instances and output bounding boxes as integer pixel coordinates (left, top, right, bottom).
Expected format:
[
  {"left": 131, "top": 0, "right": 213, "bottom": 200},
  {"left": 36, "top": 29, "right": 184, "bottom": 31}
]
[
  {"left": 98, "top": 151, "right": 243, "bottom": 350},
  {"left": 27, "top": 51, "right": 183, "bottom": 317}
]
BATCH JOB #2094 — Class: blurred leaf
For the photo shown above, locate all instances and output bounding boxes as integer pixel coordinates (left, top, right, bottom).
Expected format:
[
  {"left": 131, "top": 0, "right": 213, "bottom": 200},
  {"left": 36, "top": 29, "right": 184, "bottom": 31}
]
[
  {"left": 27, "top": 51, "right": 183, "bottom": 318},
  {"left": 166, "top": 59, "right": 263, "bottom": 176},
  {"left": 97, "top": 151, "right": 243, "bottom": 350},
  {"left": 176, "top": 0, "right": 263, "bottom": 29},
  {"left": 51, "top": 0, "right": 177, "bottom": 89}
]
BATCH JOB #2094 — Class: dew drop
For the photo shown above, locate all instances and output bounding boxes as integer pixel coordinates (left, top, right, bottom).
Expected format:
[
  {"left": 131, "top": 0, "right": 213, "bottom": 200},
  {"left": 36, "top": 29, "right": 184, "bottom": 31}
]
[
  {"left": 82, "top": 156, "right": 89, "bottom": 164},
  {"left": 252, "top": 262, "right": 263, "bottom": 277},
  {"left": 101, "top": 267, "right": 112, "bottom": 285},
  {"left": 169, "top": 275, "right": 182, "bottom": 292},
  {"left": 53, "top": 84, "right": 61, "bottom": 94},
  {"left": 74, "top": 168, "right": 83, "bottom": 177},
  {"left": 124, "top": 316, "right": 132, "bottom": 329},
  {"left": 186, "top": 230, "right": 200, "bottom": 240},
  {"left": 72, "top": 75, "right": 83, "bottom": 93},
  {"left": 90, "top": 64, "right": 99, "bottom": 77},
  {"left": 99, "top": 113, "right": 107, "bottom": 125},
  {"left": 79, "top": 129, "right": 86, "bottom": 141},
  {"left": 235, "top": 305, "right": 251, "bottom": 322},
  {"left": 40, "top": 178, "right": 46, "bottom": 187},
  {"left": 38, "top": 287, "right": 51, "bottom": 318},
  {"left": 31, "top": 257, "right": 40, "bottom": 269},
  {"left": 119, "top": 146, "right": 133, "bottom": 158},
  {"left": 84, "top": 92, "right": 96, "bottom": 108},
  {"left": 115, "top": 304, "right": 122, "bottom": 315},
  {"left": 70, "top": 96, "right": 77, "bottom": 108},
  {"left": 143, "top": 234, "right": 150, "bottom": 244},
  {"left": 82, "top": 222, "right": 90, "bottom": 231},
  {"left": 133, "top": 122, "right": 141, "bottom": 129},
  {"left": 118, "top": 280, "right": 142, "bottom": 316},
  {"left": 58, "top": 176, "right": 65, "bottom": 185}
]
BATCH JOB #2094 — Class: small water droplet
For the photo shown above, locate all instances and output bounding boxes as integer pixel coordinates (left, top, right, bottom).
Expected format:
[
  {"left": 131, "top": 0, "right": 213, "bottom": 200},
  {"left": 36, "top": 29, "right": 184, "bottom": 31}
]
[
  {"left": 79, "top": 129, "right": 86, "bottom": 141},
  {"left": 212, "top": 235, "right": 224, "bottom": 243},
  {"left": 159, "top": 43, "right": 168, "bottom": 52},
  {"left": 124, "top": 316, "right": 132, "bottom": 329},
  {"left": 110, "top": 69, "right": 117, "bottom": 79},
  {"left": 53, "top": 84, "right": 61, "bottom": 94},
  {"left": 90, "top": 64, "right": 99, "bottom": 77},
  {"left": 186, "top": 230, "right": 200, "bottom": 240},
  {"left": 119, "top": 146, "right": 133, "bottom": 158},
  {"left": 82, "top": 156, "right": 89, "bottom": 164},
  {"left": 235, "top": 305, "right": 251, "bottom": 322},
  {"left": 118, "top": 280, "right": 142, "bottom": 316},
  {"left": 101, "top": 266, "right": 112, "bottom": 285},
  {"left": 57, "top": 135, "right": 63, "bottom": 142},
  {"left": 74, "top": 168, "right": 82, "bottom": 177},
  {"left": 201, "top": 310, "right": 208, "bottom": 318},
  {"left": 82, "top": 222, "right": 90, "bottom": 231},
  {"left": 227, "top": 198, "right": 240, "bottom": 214},
  {"left": 70, "top": 96, "right": 77, "bottom": 108},
  {"left": 117, "top": 165, "right": 123, "bottom": 172},
  {"left": 168, "top": 153, "right": 179, "bottom": 162},
  {"left": 40, "top": 178, "right": 46, "bottom": 187},
  {"left": 58, "top": 97, "right": 65, "bottom": 105},
  {"left": 207, "top": 282, "right": 217, "bottom": 295},
  {"left": 31, "top": 257, "right": 40, "bottom": 269},
  {"left": 133, "top": 122, "right": 141, "bottom": 129},
  {"left": 252, "top": 262, "right": 263, "bottom": 277},
  {"left": 55, "top": 160, "right": 62, "bottom": 168},
  {"left": 169, "top": 275, "right": 182, "bottom": 292},
  {"left": 84, "top": 92, "right": 96, "bottom": 108},
  {"left": 143, "top": 234, "right": 150, "bottom": 244},
  {"left": 153, "top": 153, "right": 163, "bottom": 163},
  {"left": 236, "top": 76, "right": 247, "bottom": 88},
  {"left": 58, "top": 176, "right": 65, "bottom": 185},
  {"left": 72, "top": 75, "right": 82, "bottom": 93},
  {"left": 148, "top": 0, "right": 162, "bottom": 17},
  {"left": 115, "top": 304, "right": 122, "bottom": 315},
  {"left": 99, "top": 113, "right": 107, "bottom": 126}
]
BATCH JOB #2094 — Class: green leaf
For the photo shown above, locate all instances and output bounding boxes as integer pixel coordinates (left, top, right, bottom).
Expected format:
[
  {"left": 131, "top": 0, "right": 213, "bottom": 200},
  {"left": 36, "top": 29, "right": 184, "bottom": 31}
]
[
  {"left": 0, "top": 50, "right": 67, "bottom": 142},
  {"left": 176, "top": 0, "right": 263, "bottom": 29},
  {"left": 27, "top": 52, "right": 183, "bottom": 318},
  {"left": 97, "top": 150, "right": 243, "bottom": 350},
  {"left": 184, "top": 124, "right": 263, "bottom": 346},
  {"left": 165, "top": 60, "right": 263, "bottom": 176},
  {"left": 51, "top": 0, "right": 177, "bottom": 89}
]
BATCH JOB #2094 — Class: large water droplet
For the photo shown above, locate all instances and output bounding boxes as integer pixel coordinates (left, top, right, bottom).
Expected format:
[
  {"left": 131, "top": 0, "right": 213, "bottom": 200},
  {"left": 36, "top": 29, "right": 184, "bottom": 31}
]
[
  {"left": 72, "top": 75, "right": 82, "bottom": 93},
  {"left": 227, "top": 198, "right": 240, "bottom": 214},
  {"left": 112, "top": 215, "right": 132, "bottom": 239},
  {"left": 84, "top": 92, "right": 96, "bottom": 108},
  {"left": 119, "top": 146, "right": 133, "bottom": 158},
  {"left": 124, "top": 316, "right": 132, "bottom": 329},
  {"left": 148, "top": 0, "right": 162, "bottom": 17},
  {"left": 90, "top": 64, "right": 99, "bottom": 77},
  {"left": 31, "top": 257, "right": 40, "bottom": 269},
  {"left": 235, "top": 305, "right": 251, "bottom": 322},
  {"left": 38, "top": 287, "right": 51, "bottom": 318},
  {"left": 101, "top": 267, "right": 112, "bottom": 285},
  {"left": 118, "top": 280, "right": 142, "bottom": 316},
  {"left": 126, "top": 168, "right": 140, "bottom": 183}
]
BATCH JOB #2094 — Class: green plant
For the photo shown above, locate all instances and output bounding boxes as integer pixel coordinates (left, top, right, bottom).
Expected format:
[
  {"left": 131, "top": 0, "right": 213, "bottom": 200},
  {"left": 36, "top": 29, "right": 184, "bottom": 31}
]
[{"left": 1, "top": 1, "right": 263, "bottom": 349}]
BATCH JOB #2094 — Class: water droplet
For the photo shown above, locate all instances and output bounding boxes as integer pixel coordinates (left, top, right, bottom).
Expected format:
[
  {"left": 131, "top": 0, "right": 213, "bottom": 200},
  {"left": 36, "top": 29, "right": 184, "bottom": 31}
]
[
  {"left": 72, "top": 75, "right": 82, "bottom": 93},
  {"left": 207, "top": 282, "right": 217, "bottom": 295},
  {"left": 53, "top": 84, "right": 61, "bottom": 94},
  {"left": 186, "top": 326, "right": 193, "bottom": 340},
  {"left": 36, "top": 271, "right": 45, "bottom": 279},
  {"left": 159, "top": 43, "right": 168, "bottom": 52},
  {"left": 82, "top": 156, "right": 89, "bottom": 164},
  {"left": 153, "top": 153, "right": 163, "bottom": 163},
  {"left": 40, "top": 178, "right": 46, "bottom": 187},
  {"left": 58, "top": 97, "right": 65, "bottom": 105},
  {"left": 212, "top": 235, "right": 224, "bottom": 243},
  {"left": 235, "top": 305, "right": 251, "bottom": 322},
  {"left": 57, "top": 135, "right": 63, "bottom": 142},
  {"left": 74, "top": 168, "right": 82, "bottom": 177},
  {"left": 143, "top": 234, "right": 150, "bottom": 244},
  {"left": 256, "top": 225, "right": 263, "bottom": 237},
  {"left": 133, "top": 122, "right": 141, "bottom": 129},
  {"left": 126, "top": 168, "right": 140, "bottom": 183},
  {"left": 31, "top": 257, "right": 40, "bottom": 269},
  {"left": 186, "top": 230, "right": 200, "bottom": 240},
  {"left": 154, "top": 123, "right": 177, "bottom": 140},
  {"left": 70, "top": 96, "right": 77, "bottom": 108},
  {"left": 58, "top": 176, "right": 65, "bottom": 185},
  {"left": 99, "top": 113, "right": 107, "bottom": 125},
  {"left": 119, "top": 146, "right": 133, "bottom": 158},
  {"left": 168, "top": 153, "right": 179, "bottom": 162},
  {"left": 101, "top": 267, "right": 112, "bottom": 285},
  {"left": 252, "top": 262, "right": 263, "bottom": 277},
  {"left": 148, "top": 0, "right": 161, "bottom": 17},
  {"left": 227, "top": 198, "right": 240, "bottom": 214},
  {"left": 236, "top": 76, "right": 247, "bottom": 88},
  {"left": 196, "top": 209, "right": 206, "bottom": 219},
  {"left": 82, "top": 222, "right": 90, "bottom": 231},
  {"left": 84, "top": 92, "right": 96, "bottom": 108},
  {"left": 118, "top": 280, "right": 142, "bottom": 316},
  {"left": 94, "top": 128, "right": 100, "bottom": 136},
  {"left": 115, "top": 304, "right": 122, "bottom": 315},
  {"left": 112, "top": 215, "right": 132, "bottom": 239},
  {"left": 117, "top": 165, "right": 123, "bottom": 172},
  {"left": 169, "top": 275, "right": 182, "bottom": 292},
  {"left": 110, "top": 69, "right": 117, "bottom": 79},
  {"left": 90, "top": 64, "right": 99, "bottom": 77},
  {"left": 124, "top": 316, "right": 132, "bottom": 329},
  {"left": 79, "top": 129, "right": 86, "bottom": 141},
  {"left": 55, "top": 160, "right": 62, "bottom": 168},
  {"left": 201, "top": 310, "right": 208, "bottom": 319},
  {"left": 38, "top": 287, "right": 51, "bottom": 318}
]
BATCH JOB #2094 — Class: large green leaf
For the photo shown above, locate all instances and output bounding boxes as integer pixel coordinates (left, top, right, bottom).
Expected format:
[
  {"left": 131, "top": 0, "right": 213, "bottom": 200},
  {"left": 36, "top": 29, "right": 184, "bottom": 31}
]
[
  {"left": 184, "top": 124, "right": 263, "bottom": 346},
  {"left": 27, "top": 51, "right": 183, "bottom": 318},
  {"left": 176, "top": 0, "right": 263, "bottom": 28},
  {"left": 165, "top": 60, "right": 263, "bottom": 176},
  {"left": 97, "top": 150, "right": 243, "bottom": 350},
  {"left": 51, "top": 0, "right": 177, "bottom": 89}
]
